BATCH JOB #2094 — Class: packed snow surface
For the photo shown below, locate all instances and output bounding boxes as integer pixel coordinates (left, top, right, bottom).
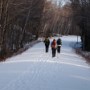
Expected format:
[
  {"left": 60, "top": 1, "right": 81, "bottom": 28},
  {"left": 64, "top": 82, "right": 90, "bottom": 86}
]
[{"left": 0, "top": 36, "right": 90, "bottom": 90}]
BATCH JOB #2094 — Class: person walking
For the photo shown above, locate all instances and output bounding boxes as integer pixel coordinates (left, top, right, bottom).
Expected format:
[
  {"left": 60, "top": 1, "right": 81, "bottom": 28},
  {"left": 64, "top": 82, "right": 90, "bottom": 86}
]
[
  {"left": 57, "top": 38, "right": 62, "bottom": 53},
  {"left": 51, "top": 39, "right": 57, "bottom": 57},
  {"left": 44, "top": 37, "right": 50, "bottom": 53}
]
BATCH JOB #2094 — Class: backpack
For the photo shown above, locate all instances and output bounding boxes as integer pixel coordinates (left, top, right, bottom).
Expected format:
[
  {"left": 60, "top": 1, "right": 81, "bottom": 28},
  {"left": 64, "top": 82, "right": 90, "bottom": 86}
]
[
  {"left": 57, "top": 39, "right": 62, "bottom": 45},
  {"left": 51, "top": 40, "right": 57, "bottom": 48},
  {"left": 44, "top": 38, "right": 50, "bottom": 46}
]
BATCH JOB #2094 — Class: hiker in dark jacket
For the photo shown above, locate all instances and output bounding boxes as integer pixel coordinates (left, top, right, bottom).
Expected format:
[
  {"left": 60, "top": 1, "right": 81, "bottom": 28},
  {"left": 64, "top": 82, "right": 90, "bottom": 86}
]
[
  {"left": 51, "top": 39, "right": 57, "bottom": 57},
  {"left": 57, "top": 38, "right": 62, "bottom": 53},
  {"left": 44, "top": 37, "right": 50, "bottom": 53}
]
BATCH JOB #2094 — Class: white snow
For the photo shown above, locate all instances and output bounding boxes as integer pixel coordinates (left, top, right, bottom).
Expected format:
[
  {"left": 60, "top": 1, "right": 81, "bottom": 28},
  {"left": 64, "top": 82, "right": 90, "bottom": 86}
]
[{"left": 0, "top": 36, "right": 90, "bottom": 90}]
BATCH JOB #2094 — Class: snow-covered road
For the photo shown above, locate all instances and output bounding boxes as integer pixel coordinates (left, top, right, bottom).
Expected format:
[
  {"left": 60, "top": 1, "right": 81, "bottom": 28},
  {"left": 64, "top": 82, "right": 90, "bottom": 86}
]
[{"left": 0, "top": 36, "right": 90, "bottom": 90}]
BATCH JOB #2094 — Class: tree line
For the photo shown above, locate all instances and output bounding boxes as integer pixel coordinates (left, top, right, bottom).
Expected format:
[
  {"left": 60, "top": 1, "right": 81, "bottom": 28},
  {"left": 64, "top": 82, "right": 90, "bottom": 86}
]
[
  {"left": 0, "top": 0, "right": 90, "bottom": 60},
  {"left": 0, "top": 0, "right": 45, "bottom": 59},
  {"left": 70, "top": 0, "right": 90, "bottom": 51},
  {"left": 0, "top": 0, "right": 74, "bottom": 60}
]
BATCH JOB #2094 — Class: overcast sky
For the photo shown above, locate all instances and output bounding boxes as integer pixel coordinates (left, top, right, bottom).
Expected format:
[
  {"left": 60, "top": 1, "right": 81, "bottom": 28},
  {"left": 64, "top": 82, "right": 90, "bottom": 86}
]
[{"left": 50, "top": 0, "right": 70, "bottom": 6}]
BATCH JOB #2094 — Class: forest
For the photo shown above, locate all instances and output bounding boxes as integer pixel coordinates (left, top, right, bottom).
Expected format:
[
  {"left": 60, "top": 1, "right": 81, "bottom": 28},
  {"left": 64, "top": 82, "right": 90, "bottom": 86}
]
[
  {"left": 70, "top": 0, "right": 90, "bottom": 51},
  {"left": 0, "top": 0, "right": 90, "bottom": 60}
]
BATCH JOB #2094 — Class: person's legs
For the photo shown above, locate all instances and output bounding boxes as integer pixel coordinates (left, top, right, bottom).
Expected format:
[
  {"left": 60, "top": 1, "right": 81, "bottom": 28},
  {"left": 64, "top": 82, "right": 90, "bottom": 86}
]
[
  {"left": 52, "top": 48, "right": 54, "bottom": 57},
  {"left": 46, "top": 46, "right": 49, "bottom": 52},
  {"left": 57, "top": 46, "right": 61, "bottom": 53},
  {"left": 59, "top": 46, "right": 61, "bottom": 52},
  {"left": 52, "top": 48, "right": 57, "bottom": 57},
  {"left": 54, "top": 48, "right": 56, "bottom": 56}
]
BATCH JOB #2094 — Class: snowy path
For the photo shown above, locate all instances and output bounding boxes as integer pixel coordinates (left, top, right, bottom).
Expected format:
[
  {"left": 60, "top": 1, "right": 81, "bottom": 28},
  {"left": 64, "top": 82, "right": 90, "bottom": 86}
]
[{"left": 0, "top": 36, "right": 90, "bottom": 90}]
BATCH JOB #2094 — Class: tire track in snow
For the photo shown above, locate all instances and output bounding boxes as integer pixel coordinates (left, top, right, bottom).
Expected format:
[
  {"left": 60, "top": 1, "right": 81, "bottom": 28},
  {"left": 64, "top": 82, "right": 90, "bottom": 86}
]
[
  {"left": 1, "top": 36, "right": 90, "bottom": 90},
  {"left": 0, "top": 63, "right": 40, "bottom": 90},
  {"left": 1, "top": 49, "right": 47, "bottom": 90}
]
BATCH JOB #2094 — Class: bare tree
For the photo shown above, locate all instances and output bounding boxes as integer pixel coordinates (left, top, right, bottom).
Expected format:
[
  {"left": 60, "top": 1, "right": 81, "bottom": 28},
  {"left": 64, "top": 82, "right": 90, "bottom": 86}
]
[
  {"left": 0, "top": 0, "right": 9, "bottom": 57},
  {"left": 0, "top": 0, "right": 45, "bottom": 59},
  {"left": 70, "top": 0, "right": 90, "bottom": 51}
]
